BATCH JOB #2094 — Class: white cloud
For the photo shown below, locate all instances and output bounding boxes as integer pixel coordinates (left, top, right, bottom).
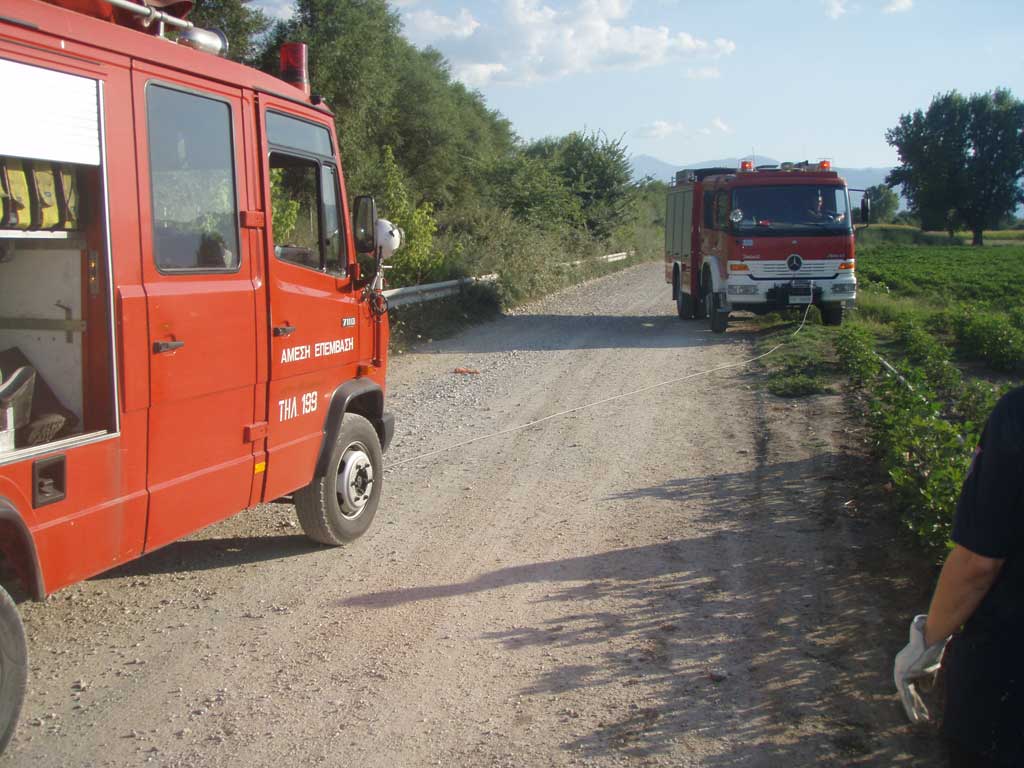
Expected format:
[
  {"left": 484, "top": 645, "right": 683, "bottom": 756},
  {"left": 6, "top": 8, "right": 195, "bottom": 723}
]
[
  {"left": 824, "top": 0, "right": 848, "bottom": 19},
  {"left": 686, "top": 66, "right": 720, "bottom": 80},
  {"left": 882, "top": 0, "right": 912, "bottom": 13},
  {"left": 713, "top": 37, "right": 736, "bottom": 56},
  {"left": 455, "top": 62, "right": 509, "bottom": 88},
  {"left": 404, "top": 8, "right": 480, "bottom": 46},
  {"left": 637, "top": 116, "right": 731, "bottom": 141},
  {"left": 429, "top": 0, "right": 735, "bottom": 87},
  {"left": 639, "top": 120, "right": 687, "bottom": 140}
]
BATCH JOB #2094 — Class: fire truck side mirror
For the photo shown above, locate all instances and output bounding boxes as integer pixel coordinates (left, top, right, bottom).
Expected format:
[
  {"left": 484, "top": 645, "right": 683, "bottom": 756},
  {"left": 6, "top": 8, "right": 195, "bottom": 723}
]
[
  {"left": 353, "top": 196, "right": 378, "bottom": 254},
  {"left": 860, "top": 195, "right": 871, "bottom": 225}
]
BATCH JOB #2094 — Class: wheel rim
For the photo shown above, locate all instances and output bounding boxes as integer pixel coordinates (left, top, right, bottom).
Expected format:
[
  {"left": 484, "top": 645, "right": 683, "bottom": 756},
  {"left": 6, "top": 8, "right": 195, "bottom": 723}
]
[{"left": 336, "top": 443, "right": 374, "bottom": 519}]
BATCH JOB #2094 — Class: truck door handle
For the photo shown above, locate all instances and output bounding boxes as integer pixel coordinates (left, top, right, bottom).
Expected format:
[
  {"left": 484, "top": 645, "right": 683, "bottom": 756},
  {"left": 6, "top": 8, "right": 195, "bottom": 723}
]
[
  {"left": 153, "top": 340, "right": 185, "bottom": 354},
  {"left": 273, "top": 325, "right": 296, "bottom": 337}
]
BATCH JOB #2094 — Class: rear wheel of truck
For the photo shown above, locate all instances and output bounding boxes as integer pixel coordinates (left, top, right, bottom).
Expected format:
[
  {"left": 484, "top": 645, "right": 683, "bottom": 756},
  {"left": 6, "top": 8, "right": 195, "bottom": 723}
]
[
  {"left": 676, "top": 280, "right": 694, "bottom": 320},
  {"left": 822, "top": 303, "right": 844, "bottom": 326},
  {"left": 0, "top": 585, "right": 27, "bottom": 754},
  {"left": 295, "top": 413, "right": 383, "bottom": 545},
  {"left": 706, "top": 284, "right": 728, "bottom": 334}
]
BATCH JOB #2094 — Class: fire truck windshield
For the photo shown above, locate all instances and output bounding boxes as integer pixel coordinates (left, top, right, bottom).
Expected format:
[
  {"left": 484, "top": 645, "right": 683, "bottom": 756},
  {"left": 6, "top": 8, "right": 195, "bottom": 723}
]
[{"left": 730, "top": 185, "right": 850, "bottom": 235}]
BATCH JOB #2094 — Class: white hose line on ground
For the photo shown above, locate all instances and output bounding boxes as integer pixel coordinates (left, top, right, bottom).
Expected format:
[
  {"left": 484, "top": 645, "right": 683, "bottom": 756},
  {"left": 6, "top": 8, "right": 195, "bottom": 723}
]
[{"left": 386, "top": 302, "right": 814, "bottom": 471}]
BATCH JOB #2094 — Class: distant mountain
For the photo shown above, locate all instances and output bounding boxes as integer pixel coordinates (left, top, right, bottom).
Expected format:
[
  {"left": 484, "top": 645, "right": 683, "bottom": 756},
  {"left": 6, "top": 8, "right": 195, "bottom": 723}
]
[
  {"left": 629, "top": 154, "right": 678, "bottom": 182},
  {"left": 629, "top": 153, "right": 900, "bottom": 207}
]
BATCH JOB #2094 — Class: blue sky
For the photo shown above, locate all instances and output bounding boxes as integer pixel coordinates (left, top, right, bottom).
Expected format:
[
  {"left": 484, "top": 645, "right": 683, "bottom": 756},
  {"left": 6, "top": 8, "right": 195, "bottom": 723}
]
[{"left": 251, "top": 0, "right": 1023, "bottom": 169}]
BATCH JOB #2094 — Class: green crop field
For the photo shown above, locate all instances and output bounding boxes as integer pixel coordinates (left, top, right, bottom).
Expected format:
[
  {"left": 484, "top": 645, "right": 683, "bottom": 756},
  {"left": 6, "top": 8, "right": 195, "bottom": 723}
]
[
  {"left": 826, "top": 241, "right": 1024, "bottom": 555},
  {"left": 856, "top": 243, "right": 1024, "bottom": 306}
]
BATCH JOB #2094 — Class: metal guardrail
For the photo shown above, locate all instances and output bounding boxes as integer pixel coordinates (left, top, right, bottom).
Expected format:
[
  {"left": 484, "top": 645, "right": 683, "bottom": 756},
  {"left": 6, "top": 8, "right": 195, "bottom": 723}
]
[
  {"left": 383, "top": 251, "right": 635, "bottom": 308},
  {"left": 382, "top": 275, "right": 495, "bottom": 308}
]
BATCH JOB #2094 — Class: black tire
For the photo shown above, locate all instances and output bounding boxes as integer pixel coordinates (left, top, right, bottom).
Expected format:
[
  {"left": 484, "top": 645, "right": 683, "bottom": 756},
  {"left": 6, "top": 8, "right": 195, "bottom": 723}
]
[
  {"left": 0, "top": 585, "right": 27, "bottom": 754},
  {"left": 294, "top": 413, "right": 383, "bottom": 545},
  {"left": 675, "top": 279, "right": 694, "bottom": 320},
  {"left": 694, "top": 278, "right": 707, "bottom": 320},
  {"left": 822, "top": 303, "right": 844, "bottom": 326},
  {"left": 706, "top": 282, "right": 728, "bottom": 334}
]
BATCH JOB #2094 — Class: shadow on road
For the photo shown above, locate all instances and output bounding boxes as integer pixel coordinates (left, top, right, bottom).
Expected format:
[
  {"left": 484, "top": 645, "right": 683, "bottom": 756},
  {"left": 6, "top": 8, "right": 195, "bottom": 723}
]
[
  {"left": 426, "top": 313, "right": 752, "bottom": 354},
  {"left": 91, "top": 532, "right": 321, "bottom": 580},
  {"left": 341, "top": 454, "right": 943, "bottom": 766}
]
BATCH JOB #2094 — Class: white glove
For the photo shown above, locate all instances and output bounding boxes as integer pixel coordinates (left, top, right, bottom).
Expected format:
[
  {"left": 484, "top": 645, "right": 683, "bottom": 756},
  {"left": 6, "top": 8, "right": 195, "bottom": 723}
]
[{"left": 893, "top": 614, "right": 949, "bottom": 724}]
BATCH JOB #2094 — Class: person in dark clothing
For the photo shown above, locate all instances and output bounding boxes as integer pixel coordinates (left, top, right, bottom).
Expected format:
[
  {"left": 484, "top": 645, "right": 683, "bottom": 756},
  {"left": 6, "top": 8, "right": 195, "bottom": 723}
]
[{"left": 895, "top": 386, "right": 1023, "bottom": 767}]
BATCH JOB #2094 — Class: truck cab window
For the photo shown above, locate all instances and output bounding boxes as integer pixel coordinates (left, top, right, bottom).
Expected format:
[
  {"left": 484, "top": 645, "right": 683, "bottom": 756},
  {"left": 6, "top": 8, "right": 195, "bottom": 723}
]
[
  {"left": 147, "top": 85, "right": 239, "bottom": 272},
  {"left": 266, "top": 109, "right": 347, "bottom": 277},
  {"left": 270, "top": 154, "right": 322, "bottom": 270},
  {"left": 321, "top": 165, "right": 345, "bottom": 276}
]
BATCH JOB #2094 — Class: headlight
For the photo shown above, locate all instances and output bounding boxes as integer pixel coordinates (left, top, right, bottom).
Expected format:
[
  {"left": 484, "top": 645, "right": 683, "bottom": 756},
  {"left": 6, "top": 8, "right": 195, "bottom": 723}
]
[
  {"left": 727, "top": 285, "right": 759, "bottom": 295},
  {"left": 831, "top": 283, "right": 856, "bottom": 294}
]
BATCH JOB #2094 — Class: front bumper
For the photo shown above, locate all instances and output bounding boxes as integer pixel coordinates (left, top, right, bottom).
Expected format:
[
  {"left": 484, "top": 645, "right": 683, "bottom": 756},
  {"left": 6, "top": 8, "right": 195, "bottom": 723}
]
[{"left": 724, "top": 276, "right": 856, "bottom": 309}]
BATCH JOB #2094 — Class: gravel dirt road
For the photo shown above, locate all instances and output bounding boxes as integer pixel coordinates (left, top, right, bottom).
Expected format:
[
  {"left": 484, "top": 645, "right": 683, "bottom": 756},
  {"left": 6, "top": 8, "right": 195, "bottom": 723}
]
[{"left": 5, "top": 263, "right": 945, "bottom": 767}]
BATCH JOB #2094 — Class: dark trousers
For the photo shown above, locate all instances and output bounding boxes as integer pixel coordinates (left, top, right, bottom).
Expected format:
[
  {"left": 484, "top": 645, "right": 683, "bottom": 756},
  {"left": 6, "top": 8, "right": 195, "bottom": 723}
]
[{"left": 948, "top": 739, "right": 1019, "bottom": 768}]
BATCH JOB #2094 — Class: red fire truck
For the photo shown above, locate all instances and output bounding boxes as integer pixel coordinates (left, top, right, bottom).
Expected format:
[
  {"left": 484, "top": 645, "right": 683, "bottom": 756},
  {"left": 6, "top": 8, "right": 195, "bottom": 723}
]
[
  {"left": 665, "top": 160, "right": 865, "bottom": 332},
  {"left": 0, "top": 0, "right": 399, "bottom": 748}
]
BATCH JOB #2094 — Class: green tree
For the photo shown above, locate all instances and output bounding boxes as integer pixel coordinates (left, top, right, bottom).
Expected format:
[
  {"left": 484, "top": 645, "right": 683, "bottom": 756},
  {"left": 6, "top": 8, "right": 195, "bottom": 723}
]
[
  {"left": 188, "top": 0, "right": 270, "bottom": 65},
  {"left": 379, "top": 147, "right": 442, "bottom": 285},
  {"left": 484, "top": 154, "right": 581, "bottom": 229},
  {"left": 865, "top": 184, "right": 899, "bottom": 223},
  {"left": 379, "top": 47, "right": 515, "bottom": 211},
  {"left": 527, "top": 131, "right": 633, "bottom": 240},
  {"left": 887, "top": 89, "right": 1024, "bottom": 245}
]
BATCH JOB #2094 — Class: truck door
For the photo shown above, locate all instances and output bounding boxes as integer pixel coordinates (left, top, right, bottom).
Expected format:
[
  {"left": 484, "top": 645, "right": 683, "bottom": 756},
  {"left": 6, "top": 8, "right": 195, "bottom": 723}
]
[
  {"left": 132, "top": 68, "right": 259, "bottom": 550},
  {"left": 257, "top": 104, "right": 363, "bottom": 502}
]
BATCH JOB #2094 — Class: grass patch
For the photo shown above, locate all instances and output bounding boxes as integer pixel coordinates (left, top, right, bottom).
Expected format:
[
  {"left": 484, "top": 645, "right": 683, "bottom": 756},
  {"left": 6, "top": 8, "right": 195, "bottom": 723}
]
[
  {"left": 767, "top": 373, "right": 830, "bottom": 397},
  {"left": 753, "top": 319, "right": 839, "bottom": 398}
]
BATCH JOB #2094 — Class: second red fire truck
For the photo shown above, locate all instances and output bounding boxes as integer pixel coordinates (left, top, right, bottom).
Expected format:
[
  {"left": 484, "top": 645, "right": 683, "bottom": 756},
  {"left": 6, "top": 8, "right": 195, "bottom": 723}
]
[{"left": 665, "top": 160, "right": 865, "bottom": 331}]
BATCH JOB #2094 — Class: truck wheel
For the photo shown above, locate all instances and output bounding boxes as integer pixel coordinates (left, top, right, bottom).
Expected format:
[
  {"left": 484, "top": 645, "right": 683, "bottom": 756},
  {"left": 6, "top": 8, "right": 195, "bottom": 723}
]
[
  {"left": 0, "top": 585, "right": 27, "bottom": 754},
  {"left": 822, "top": 303, "right": 844, "bottom": 326},
  {"left": 294, "top": 413, "right": 383, "bottom": 545},
  {"left": 706, "top": 284, "right": 728, "bottom": 334},
  {"left": 676, "top": 282, "right": 694, "bottom": 320}
]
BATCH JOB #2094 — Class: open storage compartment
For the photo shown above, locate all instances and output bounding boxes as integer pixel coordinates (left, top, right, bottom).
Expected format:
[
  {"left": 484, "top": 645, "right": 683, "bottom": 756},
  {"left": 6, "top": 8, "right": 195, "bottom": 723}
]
[{"left": 0, "top": 57, "right": 116, "bottom": 460}]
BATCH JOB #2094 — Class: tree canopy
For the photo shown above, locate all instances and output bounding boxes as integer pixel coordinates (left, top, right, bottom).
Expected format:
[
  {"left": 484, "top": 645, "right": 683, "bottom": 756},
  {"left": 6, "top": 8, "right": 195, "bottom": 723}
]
[
  {"left": 886, "top": 88, "right": 1024, "bottom": 245},
  {"left": 189, "top": 0, "right": 270, "bottom": 65},
  {"left": 864, "top": 184, "right": 899, "bottom": 224},
  {"left": 526, "top": 131, "right": 633, "bottom": 240}
]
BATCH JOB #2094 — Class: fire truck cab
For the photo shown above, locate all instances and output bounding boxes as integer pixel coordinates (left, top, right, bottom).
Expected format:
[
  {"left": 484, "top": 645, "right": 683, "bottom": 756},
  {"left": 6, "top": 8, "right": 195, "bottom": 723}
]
[
  {"left": 666, "top": 160, "right": 859, "bottom": 332},
  {"left": 0, "top": 0, "right": 397, "bottom": 749}
]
